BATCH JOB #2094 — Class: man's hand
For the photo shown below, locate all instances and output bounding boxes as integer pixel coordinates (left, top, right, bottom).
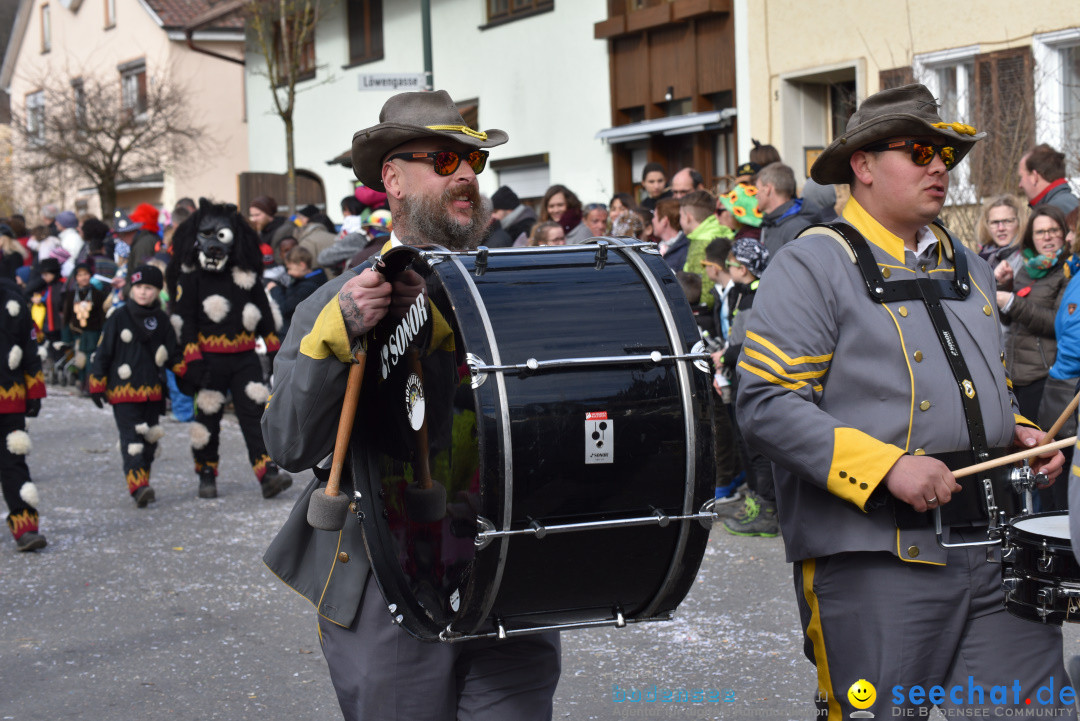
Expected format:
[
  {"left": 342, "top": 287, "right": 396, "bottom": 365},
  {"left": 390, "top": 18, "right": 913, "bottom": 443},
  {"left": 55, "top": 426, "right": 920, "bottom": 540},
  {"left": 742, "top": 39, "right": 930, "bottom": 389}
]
[
  {"left": 994, "top": 259, "right": 1013, "bottom": 286},
  {"left": 883, "top": 455, "right": 962, "bottom": 513},
  {"left": 1014, "top": 425, "right": 1065, "bottom": 485},
  {"left": 388, "top": 269, "right": 425, "bottom": 322},
  {"left": 339, "top": 268, "right": 391, "bottom": 341}
]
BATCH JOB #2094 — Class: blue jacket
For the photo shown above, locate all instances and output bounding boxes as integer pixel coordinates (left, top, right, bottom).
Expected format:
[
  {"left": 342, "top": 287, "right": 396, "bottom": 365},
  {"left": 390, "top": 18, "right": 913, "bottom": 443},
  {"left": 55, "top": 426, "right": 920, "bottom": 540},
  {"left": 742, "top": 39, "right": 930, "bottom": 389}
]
[{"left": 1050, "top": 255, "right": 1080, "bottom": 379}]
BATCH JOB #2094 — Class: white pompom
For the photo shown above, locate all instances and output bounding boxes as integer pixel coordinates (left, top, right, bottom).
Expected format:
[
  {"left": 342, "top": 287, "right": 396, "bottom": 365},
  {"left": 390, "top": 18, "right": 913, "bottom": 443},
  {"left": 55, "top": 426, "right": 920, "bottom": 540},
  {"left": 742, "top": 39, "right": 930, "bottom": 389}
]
[
  {"left": 244, "top": 381, "right": 270, "bottom": 405},
  {"left": 202, "top": 295, "right": 230, "bottom": 324},
  {"left": 36, "top": 346, "right": 47, "bottom": 361},
  {"left": 170, "top": 314, "right": 183, "bottom": 340},
  {"left": 135, "top": 423, "right": 150, "bottom": 436},
  {"left": 19, "top": 482, "right": 39, "bottom": 508},
  {"left": 73, "top": 351, "right": 86, "bottom": 369},
  {"left": 118, "top": 364, "right": 132, "bottom": 380},
  {"left": 120, "top": 329, "right": 133, "bottom": 343},
  {"left": 8, "top": 346, "right": 22, "bottom": 371},
  {"left": 242, "top": 303, "right": 262, "bottom": 332},
  {"left": 6, "top": 430, "right": 31, "bottom": 455},
  {"left": 155, "top": 346, "right": 168, "bottom": 367},
  {"left": 144, "top": 425, "right": 165, "bottom": 443},
  {"left": 232, "top": 267, "right": 256, "bottom": 290},
  {"left": 6, "top": 299, "right": 20, "bottom": 317},
  {"left": 127, "top": 443, "right": 144, "bottom": 457},
  {"left": 196, "top": 389, "right": 225, "bottom": 415},
  {"left": 190, "top": 422, "right": 211, "bottom": 450}
]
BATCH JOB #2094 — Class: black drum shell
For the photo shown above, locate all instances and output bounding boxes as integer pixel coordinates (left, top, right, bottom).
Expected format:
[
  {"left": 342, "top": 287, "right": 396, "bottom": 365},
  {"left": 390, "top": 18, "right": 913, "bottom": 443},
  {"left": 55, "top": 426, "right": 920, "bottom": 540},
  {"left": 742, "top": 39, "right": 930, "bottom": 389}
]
[
  {"left": 1002, "top": 511, "right": 1080, "bottom": 626},
  {"left": 351, "top": 243, "right": 714, "bottom": 641}
]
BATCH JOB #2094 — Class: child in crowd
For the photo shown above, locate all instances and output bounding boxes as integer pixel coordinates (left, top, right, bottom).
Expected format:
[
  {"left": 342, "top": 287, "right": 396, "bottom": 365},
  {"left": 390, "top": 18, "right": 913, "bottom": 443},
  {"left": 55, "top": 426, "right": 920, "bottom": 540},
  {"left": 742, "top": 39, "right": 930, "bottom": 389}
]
[
  {"left": 25, "top": 258, "right": 67, "bottom": 377},
  {"left": 267, "top": 246, "right": 326, "bottom": 338},
  {"left": 63, "top": 263, "right": 109, "bottom": 392},
  {"left": 88, "top": 265, "right": 180, "bottom": 507}
]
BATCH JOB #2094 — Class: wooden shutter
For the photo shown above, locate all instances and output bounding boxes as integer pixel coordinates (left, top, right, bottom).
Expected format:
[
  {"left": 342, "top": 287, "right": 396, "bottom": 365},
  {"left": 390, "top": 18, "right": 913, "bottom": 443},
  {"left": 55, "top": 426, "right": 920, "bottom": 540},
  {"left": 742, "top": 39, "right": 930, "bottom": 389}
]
[
  {"left": 879, "top": 66, "right": 914, "bottom": 90},
  {"left": 971, "top": 46, "right": 1034, "bottom": 197}
]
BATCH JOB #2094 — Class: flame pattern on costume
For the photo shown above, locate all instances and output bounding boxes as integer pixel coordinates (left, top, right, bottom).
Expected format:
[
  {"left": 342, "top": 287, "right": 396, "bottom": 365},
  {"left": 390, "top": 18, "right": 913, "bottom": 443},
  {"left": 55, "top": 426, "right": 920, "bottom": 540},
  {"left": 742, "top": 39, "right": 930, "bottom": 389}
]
[
  {"left": 7, "top": 508, "right": 38, "bottom": 538},
  {"left": 197, "top": 331, "right": 257, "bottom": 354},
  {"left": 125, "top": 468, "right": 149, "bottom": 493},
  {"left": 253, "top": 454, "right": 272, "bottom": 481},
  {"left": 106, "top": 383, "right": 163, "bottom": 403},
  {"left": 24, "top": 371, "right": 45, "bottom": 399}
]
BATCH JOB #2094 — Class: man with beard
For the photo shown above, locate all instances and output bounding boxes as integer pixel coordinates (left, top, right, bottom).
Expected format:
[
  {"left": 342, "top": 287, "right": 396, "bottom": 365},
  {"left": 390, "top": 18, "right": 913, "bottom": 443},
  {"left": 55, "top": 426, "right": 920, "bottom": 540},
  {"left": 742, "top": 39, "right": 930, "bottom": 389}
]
[{"left": 260, "top": 90, "right": 561, "bottom": 721}]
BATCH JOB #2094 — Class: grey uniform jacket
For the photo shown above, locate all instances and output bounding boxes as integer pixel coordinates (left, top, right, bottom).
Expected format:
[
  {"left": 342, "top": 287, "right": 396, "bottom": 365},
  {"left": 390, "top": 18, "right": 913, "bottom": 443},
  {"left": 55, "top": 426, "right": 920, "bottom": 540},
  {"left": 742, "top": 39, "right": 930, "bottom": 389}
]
[
  {"left": 262, "top": 265, "right": 371, "bottom": 628},
  {"left": 736, "top": 199, "right": 1025, "bottom": 566}
]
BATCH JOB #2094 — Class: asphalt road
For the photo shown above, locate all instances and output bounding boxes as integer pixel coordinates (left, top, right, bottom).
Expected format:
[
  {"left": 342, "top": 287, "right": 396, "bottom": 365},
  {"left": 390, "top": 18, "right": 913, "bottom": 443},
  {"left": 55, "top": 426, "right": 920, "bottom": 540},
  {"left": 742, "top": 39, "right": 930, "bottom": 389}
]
[{"left": 2, "top": 388, "right": 1079, "bottom": 721}]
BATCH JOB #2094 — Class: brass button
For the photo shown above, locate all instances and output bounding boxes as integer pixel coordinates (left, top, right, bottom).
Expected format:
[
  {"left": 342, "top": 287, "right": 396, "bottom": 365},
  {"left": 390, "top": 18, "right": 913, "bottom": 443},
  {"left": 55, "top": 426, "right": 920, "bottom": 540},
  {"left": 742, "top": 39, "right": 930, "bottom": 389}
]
[
  {"left": 882, "top": 268, "right": 891, "bottom": 279},
  {"left": 898, "top": 306, "right": 908, "bottom": 317},
  {"left": 919, "top": 400, "right": 931, "bottom": 411},
  {"left": 907, "top": 545, "right": 920, "bottom": 558},
  {"left": 983, "top": 304, "right": 992, "bottom": 316},
  {"left": 913, "top": 448, "right": 925, "bottom": 455},
  {"left": 337, "top": 552, "right": 350, "bottom": 564},
  {"left": 914, "top": 351, "right": 923, "bottom": 363}
]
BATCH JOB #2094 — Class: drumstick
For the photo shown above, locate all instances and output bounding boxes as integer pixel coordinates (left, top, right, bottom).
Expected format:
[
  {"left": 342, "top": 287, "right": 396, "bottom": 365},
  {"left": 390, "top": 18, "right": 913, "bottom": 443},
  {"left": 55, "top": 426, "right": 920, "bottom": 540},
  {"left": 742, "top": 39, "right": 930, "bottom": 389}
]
[
  {"left": 325, "top": 343, "right": 367, "bottom": 498},
  {"left": 951, "top": 436, "right": 1076, "bottom": 479},
  {"left": 1039, "top": 391, "right": 1080, "bottom": 445}
]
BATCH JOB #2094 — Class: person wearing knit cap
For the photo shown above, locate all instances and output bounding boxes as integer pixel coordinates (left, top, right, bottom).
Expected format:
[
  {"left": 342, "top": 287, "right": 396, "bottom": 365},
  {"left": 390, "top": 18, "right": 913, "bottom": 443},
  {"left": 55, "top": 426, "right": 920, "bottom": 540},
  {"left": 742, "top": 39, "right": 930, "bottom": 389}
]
[
  {"left": 737, "top": 83, "right": 1071, "bottom": 717},
  {"left": 490, "top": 184, "right": 536, "bottom": 244},
  {"left": 89, "top": 264, "right": 182, "bottom": 508},
  {"left": 62, "top": 261, "right": 108, "bottom": 391},
  {"left": 56, "top": 211, "right": 83, "bottom": 278},
  {"left": 248, "top": 195, "right": 287, "bottom": 250}
]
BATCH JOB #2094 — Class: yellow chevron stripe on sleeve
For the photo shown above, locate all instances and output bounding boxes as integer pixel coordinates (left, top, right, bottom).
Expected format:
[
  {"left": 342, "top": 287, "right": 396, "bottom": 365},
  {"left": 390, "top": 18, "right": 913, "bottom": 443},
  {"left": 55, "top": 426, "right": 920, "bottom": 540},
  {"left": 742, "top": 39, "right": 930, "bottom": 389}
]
[
  {"left": 743, "top": 347, "right": 828, "bottom": 381},
  {"left": 745, "top": 331, "right": 833, "bottom": 368},
  {"left": 299, "top": 298, "right": 352, "bottom": 363},
  {"left": 738, "top": 360, "right": 823, "bottom": 393}
]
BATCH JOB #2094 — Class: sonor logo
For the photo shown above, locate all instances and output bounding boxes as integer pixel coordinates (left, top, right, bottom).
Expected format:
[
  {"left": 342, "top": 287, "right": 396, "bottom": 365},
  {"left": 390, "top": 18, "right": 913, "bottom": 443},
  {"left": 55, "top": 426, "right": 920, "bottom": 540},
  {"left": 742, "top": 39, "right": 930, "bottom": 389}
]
[{"left": 380, "top": 294, "right": 429, "bottom": 379}]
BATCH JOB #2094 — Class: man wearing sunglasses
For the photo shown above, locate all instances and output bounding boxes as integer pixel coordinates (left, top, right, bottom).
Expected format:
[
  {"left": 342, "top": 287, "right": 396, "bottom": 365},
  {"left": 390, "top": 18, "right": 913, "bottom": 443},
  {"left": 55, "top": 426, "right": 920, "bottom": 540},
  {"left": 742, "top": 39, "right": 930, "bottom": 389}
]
[
  {"left": 736, "top": 84, "right": 1072, "bottom": 718},
  {"left": 261, "top": 90, "right": 561, "bottom": 721}
]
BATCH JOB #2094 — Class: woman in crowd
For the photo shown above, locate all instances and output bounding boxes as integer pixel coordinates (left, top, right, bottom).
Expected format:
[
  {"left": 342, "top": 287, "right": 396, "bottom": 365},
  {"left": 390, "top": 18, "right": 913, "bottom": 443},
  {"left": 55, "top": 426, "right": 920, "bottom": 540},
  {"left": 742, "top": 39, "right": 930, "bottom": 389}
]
[
  {"left": 977, "top": 194, "right": 1026, "bottom": 269},
  {"left": 608, "top": 193, "right": 635, "bottom": 227},
  {"left": 995, "top": 205, "right": 1071, "bottom": 423},
  {"left": 248, "top": 196, "right": 286, "bottom": 250},
  {"left": 540, "top": 184, "right": 590, "bottom": 243}
]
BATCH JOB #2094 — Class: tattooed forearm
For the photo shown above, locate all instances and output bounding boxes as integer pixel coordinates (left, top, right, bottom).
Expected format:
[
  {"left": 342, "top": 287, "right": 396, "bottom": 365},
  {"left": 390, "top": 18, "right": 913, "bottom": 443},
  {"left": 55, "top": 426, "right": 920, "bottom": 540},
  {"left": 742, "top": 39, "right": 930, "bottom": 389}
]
[{"left": 339, "top": 289, "right": 370, "bottom": 340}]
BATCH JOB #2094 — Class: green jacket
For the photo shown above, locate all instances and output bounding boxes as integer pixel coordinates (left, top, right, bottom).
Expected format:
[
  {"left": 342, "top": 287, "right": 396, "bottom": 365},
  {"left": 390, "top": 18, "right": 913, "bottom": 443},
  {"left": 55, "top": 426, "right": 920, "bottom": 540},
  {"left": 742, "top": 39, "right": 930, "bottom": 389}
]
[{"left": 683, "top": 215, "right": 733, "bottom": 309}]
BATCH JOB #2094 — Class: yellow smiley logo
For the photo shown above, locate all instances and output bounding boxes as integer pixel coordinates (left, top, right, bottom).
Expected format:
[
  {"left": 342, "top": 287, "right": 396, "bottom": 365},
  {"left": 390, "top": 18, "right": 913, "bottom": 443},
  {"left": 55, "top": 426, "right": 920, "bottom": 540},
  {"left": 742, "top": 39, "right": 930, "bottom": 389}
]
[{"left": 847, "top": 679, "right": 876, "bottom": 710}]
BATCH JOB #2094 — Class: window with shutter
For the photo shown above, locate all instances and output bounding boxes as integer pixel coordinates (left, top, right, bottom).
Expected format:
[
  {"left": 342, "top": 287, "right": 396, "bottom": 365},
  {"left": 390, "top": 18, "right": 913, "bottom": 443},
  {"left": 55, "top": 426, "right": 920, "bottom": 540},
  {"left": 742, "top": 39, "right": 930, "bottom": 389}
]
[
  {"left": 971, "top": 47, "right": 1034, "bottom": 197},
  {"left": 347, "top": 0, "right": 383, "bottom": 67},
  {"left": 879, "top": 66, "right": 914, "bottom": 90}
]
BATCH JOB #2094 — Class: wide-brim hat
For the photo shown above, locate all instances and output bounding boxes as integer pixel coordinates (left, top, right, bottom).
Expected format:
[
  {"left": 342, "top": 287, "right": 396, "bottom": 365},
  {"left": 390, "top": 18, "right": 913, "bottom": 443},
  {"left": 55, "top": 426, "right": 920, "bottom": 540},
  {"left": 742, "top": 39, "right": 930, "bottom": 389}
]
[
  {"left": 351, "top": 90, "right": 508, "bottom": 191},
  {"left": 811, "top": 83, "right": 986, "bottom": 185}
]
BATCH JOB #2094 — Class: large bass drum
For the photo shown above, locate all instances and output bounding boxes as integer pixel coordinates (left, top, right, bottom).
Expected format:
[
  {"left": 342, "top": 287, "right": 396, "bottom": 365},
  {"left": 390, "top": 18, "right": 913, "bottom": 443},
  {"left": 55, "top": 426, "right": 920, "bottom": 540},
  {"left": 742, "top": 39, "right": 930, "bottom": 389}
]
[{"left": 350, "top": 240, "right": 715, "bottom": 642}]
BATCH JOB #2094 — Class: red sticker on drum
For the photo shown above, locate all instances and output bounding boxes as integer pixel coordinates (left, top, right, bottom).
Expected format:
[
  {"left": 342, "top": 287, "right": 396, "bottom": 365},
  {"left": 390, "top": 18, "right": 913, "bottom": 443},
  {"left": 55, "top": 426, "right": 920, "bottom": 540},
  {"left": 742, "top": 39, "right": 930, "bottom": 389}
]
[{"left": 586, "top": 413, "right": 613, "bottom": 464}]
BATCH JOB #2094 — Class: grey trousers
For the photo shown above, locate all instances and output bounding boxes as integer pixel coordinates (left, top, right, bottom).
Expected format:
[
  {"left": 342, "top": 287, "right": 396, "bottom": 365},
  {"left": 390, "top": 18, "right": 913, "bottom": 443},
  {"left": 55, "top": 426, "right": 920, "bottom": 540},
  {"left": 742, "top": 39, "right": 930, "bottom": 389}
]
[
  {"left": 318, "top": 572, "right": 561, "bottom": 721},
  {"left": 794, "top": 529, "right": 1074, "bottom": 720}
]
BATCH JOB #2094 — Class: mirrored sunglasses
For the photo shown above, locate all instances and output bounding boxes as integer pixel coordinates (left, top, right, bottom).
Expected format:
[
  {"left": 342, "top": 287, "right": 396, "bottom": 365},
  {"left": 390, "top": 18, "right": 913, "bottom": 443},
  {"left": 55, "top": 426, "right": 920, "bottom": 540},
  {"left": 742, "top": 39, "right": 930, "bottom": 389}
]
[
  {"left": 387, "top": 149, "right": 489, "bottom": 176},
  {"left": 864, "top": 139, "right": 958, "bottom": 170}
]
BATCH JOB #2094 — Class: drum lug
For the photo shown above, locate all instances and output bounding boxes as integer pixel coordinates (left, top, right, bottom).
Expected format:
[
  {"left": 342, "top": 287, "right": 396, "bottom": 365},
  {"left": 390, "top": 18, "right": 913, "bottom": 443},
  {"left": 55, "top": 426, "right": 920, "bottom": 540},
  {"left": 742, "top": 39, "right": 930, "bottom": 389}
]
[
  {"left": 1001, "top": 575, "right": 1020, "bottom": 593},
  {"left": 613, "top": 606, "right": 626, "bottom": 628},
  {"left": 594, "top": 241, "right": 608, "bottom": 271},
  {"left": 691, "top": 340, "right": 711, "bottom": 374},
  {"left": 466, "top": 353, "right": 488, "bottom": 389},
  {"left": 496, "top": 618, "right": 507, "bottom": 640},
  {"left": 388, "top": 603, "right": 404, "bottom": 626},
  {"left": 529, "top": 519, "right": 547, "bottom": 539},
  {"left": 352, "top": 490, "right": 365, "bottom": 524},
  {"left": 439, "top": 626, "right": 464, "bottom": 642},
  {"left": 474, "top": 516, "right": 497, "bottom": 550},
  {"left": 651, "top": 508, "right": 670, "bottom": 528},
  {"left": 1039, "top": 540, "right": 1054, "bottom": 573},
  {"left": 420, "top": 251, "right": 445, "bottom": 266},
  {"left": 698, "top": 498, "right": 719, "bottom": 529},
  {"left": 473, "top": 247, "right": 489, "bottom": 276}
]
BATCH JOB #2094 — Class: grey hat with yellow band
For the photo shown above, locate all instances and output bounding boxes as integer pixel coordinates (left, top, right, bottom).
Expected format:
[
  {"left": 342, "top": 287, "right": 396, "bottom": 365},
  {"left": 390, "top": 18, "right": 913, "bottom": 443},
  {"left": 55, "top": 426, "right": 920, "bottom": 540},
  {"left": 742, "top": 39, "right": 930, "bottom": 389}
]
[
  {"left": 351, "top": 90, "right": 509, "bottom": 191},
  {"left": 810, "top": 83, "right": 986, "bottom": 185}
]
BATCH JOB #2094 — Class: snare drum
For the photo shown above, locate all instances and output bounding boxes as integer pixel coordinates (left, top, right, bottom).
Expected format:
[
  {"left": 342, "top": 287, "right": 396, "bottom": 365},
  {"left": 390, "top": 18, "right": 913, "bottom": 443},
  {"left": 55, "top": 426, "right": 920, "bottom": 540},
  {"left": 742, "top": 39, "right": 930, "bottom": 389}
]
[
  {"left": 1001, "top": 512, "right": 1080, "bottom": 625},
  {"left": 350, "top": 240, "right": 715, "bottom": 641}
]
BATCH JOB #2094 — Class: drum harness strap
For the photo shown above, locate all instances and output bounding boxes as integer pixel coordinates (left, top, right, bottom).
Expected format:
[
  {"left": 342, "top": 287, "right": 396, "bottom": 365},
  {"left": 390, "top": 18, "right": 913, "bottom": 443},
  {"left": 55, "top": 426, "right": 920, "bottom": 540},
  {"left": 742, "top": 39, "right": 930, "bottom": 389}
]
[{"left": 808, "top": 222, "right": 1009, "bottom": 527}]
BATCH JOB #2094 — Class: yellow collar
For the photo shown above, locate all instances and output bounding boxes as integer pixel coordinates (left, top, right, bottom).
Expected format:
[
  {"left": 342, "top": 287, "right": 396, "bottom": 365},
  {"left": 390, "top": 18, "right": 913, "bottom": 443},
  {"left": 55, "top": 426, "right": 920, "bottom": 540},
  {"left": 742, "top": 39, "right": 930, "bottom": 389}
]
[{"left": 841, "top": 196, "right": 913, "bottom": 264}]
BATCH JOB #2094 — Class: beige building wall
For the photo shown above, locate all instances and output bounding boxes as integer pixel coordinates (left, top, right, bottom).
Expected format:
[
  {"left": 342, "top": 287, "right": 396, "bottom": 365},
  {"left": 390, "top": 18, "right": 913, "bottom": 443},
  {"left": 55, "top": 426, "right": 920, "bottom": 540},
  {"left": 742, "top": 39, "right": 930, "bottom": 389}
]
[
  {"left": 742, "top": 0, "right": 1080, "bottom": 183},
  {"left": 6, "top": 0, "right": 246, "bottom": 217}
]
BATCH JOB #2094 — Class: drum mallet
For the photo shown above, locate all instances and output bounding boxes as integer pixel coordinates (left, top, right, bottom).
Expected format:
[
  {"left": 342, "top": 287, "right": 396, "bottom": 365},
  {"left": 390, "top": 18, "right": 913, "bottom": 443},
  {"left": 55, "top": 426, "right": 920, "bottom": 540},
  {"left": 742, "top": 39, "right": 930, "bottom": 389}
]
[
  {"left": 307, "top": 337, "right": 367, "bottom": 532},
  {"left": 403, "top": 347, "right": 447, "bottom": 524}
]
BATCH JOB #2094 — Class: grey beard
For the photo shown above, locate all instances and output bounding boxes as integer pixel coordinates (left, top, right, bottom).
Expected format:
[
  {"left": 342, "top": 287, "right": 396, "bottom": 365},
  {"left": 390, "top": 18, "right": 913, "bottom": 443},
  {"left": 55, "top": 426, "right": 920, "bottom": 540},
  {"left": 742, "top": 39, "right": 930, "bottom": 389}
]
[{"left": 397, "top": 186, "right": 490, "bottom": 251}]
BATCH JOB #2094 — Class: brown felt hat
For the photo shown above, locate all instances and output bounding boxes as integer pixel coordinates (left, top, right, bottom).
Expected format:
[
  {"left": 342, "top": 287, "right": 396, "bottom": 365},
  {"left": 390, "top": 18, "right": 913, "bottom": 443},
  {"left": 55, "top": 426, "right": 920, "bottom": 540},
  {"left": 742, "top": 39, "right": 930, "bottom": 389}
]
[
  {"left": 811, "top": 83, "right": 986, "bottom": 185},
  {"left": 351, "top": 90, "right": 508, "bottom": 191}
]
